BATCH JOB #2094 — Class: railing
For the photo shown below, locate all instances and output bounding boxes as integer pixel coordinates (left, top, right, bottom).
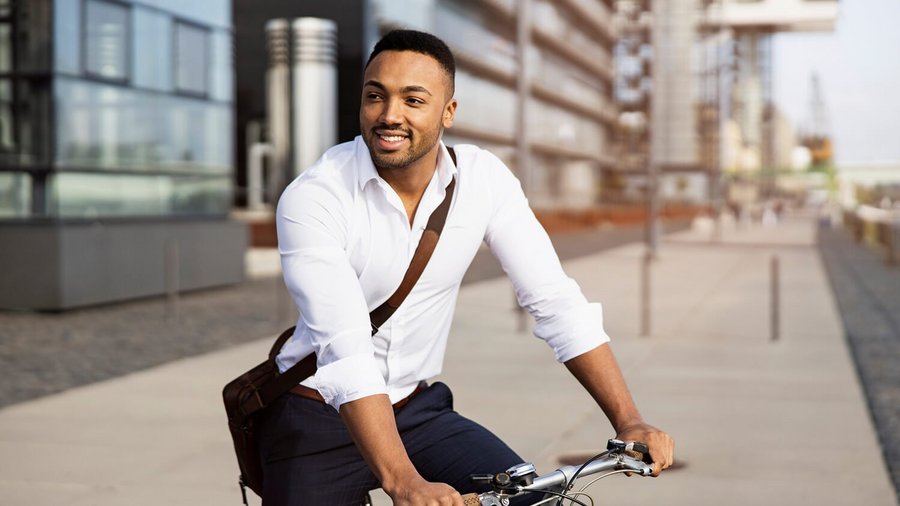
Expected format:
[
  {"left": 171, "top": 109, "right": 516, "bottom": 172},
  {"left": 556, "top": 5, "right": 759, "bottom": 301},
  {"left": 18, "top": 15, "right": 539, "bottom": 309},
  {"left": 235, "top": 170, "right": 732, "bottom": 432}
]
[{"left": 842, "top": 206, "right": 900, "bottom": 266}]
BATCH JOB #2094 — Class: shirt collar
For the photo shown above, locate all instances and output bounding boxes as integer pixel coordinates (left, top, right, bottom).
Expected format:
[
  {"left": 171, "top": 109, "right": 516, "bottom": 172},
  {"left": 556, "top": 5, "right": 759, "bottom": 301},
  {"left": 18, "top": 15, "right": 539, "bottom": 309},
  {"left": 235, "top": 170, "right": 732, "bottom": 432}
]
[{"left": 355, "top": 136, "right": 458, "bottom": 191}]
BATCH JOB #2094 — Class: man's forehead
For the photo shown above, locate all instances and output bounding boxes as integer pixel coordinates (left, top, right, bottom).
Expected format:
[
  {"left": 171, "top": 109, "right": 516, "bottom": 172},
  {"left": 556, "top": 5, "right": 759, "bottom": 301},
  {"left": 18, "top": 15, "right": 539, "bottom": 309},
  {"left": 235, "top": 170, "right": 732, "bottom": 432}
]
[{"left": 364, "top": 50, "right": 446, "bottom": 81}]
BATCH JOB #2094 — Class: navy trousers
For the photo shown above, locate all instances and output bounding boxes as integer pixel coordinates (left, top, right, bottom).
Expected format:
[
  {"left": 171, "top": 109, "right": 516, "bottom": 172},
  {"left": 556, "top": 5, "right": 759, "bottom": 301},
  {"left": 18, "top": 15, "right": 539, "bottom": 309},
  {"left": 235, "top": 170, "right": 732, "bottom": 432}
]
[{"left": 257, "top": 382, "right": 531, "bottom": 505}]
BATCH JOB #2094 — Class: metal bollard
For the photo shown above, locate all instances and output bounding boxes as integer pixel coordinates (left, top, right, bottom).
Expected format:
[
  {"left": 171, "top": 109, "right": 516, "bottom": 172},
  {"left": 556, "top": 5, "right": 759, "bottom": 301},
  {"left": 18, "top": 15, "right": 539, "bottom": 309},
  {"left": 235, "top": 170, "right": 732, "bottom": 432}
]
[
  {"left": 641, "top": 250, "right": 652, "bottom": 337},
  {"left": 165, "top": 239, "right": 180, "bottom": 321},
  {"left": 770, "top": 255, "right": 780, "bottom": 342}
]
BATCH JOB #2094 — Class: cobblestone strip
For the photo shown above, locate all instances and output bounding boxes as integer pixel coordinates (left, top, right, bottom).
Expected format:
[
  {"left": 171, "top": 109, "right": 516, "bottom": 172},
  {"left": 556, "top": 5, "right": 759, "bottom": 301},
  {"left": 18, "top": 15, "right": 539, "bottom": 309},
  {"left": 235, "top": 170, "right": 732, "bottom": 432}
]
[{"left": 818, "top": 225, "right": 900, "bottom": 500}]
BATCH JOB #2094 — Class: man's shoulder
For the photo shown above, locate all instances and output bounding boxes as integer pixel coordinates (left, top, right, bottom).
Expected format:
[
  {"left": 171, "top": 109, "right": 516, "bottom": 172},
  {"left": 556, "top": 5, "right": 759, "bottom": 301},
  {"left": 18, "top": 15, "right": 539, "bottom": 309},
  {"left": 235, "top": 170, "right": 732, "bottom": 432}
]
[
  {"left": 278, "top": 139, "right": 362, "bottom": 213},
  {"left": 286, "top": 140, "right": 361, "bottom": 191}
]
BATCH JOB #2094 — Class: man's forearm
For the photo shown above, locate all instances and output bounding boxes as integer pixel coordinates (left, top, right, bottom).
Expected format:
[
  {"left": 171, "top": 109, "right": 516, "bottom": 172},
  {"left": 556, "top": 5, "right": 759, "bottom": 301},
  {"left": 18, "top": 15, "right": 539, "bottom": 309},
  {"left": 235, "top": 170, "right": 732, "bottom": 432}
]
[
  {"left": 339, "top": 394, "right": 418, "bottom": 492},
  {"left": 563, "top": 343, "right": 643, "bottom": 432},
  {"left": 339, "top": 394, "right": 464, "bottom": 504},
  {"left": 565, "top": 342, "right": 675, "bottom": 475}
]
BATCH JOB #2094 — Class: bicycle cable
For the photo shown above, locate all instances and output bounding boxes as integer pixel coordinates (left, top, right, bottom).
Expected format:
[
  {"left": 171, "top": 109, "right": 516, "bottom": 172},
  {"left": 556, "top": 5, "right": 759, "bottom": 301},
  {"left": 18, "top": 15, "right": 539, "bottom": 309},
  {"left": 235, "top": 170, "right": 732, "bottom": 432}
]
[
  {"left": 531, "top": 491, "right": 594, "bottom": 506},
  {"left": 554, "top": 450, "right": 611, "bottom": 506},
  {"left": 525, "top": 488, "right": 591, "bottom": 506},
  {"left": 577, "top": 469, "right": 635, "bottom": 493}
]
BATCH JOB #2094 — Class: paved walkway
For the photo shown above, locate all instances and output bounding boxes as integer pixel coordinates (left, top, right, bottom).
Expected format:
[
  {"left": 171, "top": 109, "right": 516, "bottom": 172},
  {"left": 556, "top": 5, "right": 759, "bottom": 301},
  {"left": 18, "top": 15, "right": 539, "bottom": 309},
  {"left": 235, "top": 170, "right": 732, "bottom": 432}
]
[{"left": 0, "top": 213, "right": 896, "bottom": 505}]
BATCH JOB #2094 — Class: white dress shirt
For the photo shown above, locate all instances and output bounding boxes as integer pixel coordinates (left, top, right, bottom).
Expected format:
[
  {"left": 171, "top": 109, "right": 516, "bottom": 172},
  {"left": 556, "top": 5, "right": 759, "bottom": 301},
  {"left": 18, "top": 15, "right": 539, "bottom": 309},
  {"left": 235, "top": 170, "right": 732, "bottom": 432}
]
[{"left": 275, "top": 136, "right": 610, "bottom": 410}]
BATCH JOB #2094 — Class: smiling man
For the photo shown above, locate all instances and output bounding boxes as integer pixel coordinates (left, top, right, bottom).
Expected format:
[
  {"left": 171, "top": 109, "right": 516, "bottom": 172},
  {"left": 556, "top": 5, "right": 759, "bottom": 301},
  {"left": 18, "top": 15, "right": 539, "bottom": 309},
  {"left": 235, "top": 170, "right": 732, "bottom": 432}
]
[{"left": 260, "top": 30, "right": 674, "bottom": 506}]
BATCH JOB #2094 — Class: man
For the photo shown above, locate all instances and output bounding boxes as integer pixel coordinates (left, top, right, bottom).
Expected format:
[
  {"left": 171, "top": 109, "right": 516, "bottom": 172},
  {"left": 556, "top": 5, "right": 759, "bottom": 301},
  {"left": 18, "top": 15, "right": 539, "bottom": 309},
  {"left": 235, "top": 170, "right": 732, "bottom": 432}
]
[{"left": 261, "top": 29, "right": 674, "bottom": 505}]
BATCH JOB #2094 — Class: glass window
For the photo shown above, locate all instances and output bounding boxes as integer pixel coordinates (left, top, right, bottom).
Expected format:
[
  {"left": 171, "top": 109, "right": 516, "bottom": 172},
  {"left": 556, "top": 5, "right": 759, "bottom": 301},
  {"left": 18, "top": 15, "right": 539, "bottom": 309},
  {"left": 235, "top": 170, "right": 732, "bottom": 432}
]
[
  {"left": 174, "top": 22, "right": 209, "bottom": 96},
  {"left": 453, "top": 70, "right": 516, "bottom": 138},
  {"left": 49, "top": 172, "right": 229, "bottom": 218},
  {"left": 0, "top": 78, "right": 13, "bottom": 152},
  {"left": 54, "top": 0, "right": 81, "bottom": 74},
  {"left": 0, "top": 172, "right": 30, "bottom": 217},
  {"left": 54, "top": 78, "right": 231, "bottom": 174},
  {"left": 133, "top": 9, "right": 172, "bottom": 91},
  {"left": 0, "top": 22, "right": 10, "bottom": 73},
  {"left": 84, "top": 0, "right": 130, "bottom": 81},
  {"left": 209, "top": 29, "right": 233, "bottom": 102},
  {"left": 0, "top": 0, "right": 9, "bottom": 18}
]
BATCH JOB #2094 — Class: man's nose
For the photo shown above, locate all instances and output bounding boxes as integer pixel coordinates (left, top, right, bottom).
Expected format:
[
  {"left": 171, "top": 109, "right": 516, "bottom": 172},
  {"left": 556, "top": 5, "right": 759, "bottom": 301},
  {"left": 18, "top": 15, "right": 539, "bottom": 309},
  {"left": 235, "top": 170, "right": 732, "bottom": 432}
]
[{"left": 379, "top": 98, "right": 403, "bottom": 125}]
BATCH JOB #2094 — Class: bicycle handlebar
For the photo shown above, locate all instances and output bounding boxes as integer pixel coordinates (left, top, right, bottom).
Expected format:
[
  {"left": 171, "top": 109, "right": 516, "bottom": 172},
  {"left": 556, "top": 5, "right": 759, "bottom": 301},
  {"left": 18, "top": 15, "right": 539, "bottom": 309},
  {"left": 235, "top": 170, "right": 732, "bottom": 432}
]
[{"left": 462, "top": 439, "right": 653, "bottom": 506}]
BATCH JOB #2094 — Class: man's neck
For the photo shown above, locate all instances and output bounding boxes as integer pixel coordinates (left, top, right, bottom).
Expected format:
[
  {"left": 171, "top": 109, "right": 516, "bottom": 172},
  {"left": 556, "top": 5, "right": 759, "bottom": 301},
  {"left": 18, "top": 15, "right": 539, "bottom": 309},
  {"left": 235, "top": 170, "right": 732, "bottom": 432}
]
[{"left": 377, "top": 147, "right": 441, "bottom": 225}]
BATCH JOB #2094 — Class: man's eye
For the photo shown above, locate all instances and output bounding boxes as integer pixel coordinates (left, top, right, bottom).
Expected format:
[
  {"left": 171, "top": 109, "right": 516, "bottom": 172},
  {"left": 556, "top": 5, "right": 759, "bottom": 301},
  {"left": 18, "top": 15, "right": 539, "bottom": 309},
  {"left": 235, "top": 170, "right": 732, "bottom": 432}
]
[
  {"left": 366, "top": 93, "right": 383, "bottom": 101},
  {"left": 406, "top": 98, "right": 424, "bottom": 105}
]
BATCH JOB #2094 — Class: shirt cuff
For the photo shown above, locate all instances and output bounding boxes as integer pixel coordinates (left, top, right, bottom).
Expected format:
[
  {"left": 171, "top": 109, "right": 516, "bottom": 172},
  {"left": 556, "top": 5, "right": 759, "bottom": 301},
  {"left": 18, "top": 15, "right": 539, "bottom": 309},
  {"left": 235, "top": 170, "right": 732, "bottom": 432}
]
[
  {"left": 313, "top": 354, "right": 387, "bottom": 411},
  {"left": 537, "top": 302, "right": 611, "bottom": 362}
]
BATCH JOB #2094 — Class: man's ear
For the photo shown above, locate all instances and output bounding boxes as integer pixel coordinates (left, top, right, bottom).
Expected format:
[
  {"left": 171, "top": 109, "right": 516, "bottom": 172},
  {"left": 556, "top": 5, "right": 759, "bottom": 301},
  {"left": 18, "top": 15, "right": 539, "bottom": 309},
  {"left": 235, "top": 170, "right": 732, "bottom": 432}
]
[{"left": 443, "top": 98, "right": 458, "bottom": 129}]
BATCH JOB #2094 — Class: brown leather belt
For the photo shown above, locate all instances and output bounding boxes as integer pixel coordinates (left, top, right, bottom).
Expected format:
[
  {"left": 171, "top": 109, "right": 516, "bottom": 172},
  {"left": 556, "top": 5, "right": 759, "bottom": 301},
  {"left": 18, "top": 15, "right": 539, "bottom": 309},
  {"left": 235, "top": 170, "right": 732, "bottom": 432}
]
[{"left": 290, "top": 381, "right": 428, "bottom": 411}]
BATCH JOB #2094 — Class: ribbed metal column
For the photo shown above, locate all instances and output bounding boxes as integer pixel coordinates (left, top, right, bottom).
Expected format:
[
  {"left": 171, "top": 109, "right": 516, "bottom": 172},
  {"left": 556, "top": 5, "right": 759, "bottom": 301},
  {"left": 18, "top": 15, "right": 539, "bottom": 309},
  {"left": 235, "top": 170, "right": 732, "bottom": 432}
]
[
  {"left": 265, "top": 19, "right": 291, "bottom": 201},
  {"left": 292, "top": 18, "right": 338, "bottom": 176}
]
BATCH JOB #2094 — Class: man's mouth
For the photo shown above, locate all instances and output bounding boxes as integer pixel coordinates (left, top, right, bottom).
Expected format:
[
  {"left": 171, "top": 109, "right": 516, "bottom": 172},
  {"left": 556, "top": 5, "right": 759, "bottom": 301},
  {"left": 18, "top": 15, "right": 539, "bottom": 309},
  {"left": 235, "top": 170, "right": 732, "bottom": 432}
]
[{"left": 374, "top": 130, "right": 410, "bottom": 149}]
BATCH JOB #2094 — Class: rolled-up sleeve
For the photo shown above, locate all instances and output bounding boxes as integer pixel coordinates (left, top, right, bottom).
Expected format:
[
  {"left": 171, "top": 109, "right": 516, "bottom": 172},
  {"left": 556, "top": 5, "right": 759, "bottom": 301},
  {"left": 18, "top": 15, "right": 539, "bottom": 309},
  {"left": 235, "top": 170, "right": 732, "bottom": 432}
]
[
  {"left": 276, "top": 179, "right": 386, "bottom": 409},
  {"left": 482, "top": 153, "right": 610, "bottom": 362}
]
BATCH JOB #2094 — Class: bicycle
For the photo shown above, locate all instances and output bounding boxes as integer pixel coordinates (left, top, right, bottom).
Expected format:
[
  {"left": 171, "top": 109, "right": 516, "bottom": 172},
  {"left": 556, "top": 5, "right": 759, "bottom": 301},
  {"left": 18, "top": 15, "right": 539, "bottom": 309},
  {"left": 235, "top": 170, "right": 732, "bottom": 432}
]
[{"left": 459, "top": 439, "right": 655, "bottom": 506}]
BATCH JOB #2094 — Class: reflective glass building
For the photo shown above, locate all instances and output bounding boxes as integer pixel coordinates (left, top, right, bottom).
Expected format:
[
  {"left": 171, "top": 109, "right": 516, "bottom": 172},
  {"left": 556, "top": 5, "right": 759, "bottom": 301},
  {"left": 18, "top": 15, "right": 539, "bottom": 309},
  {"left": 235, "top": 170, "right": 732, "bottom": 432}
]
[{"left": 0, "top": 0, "right": 245, "bottom": 310}]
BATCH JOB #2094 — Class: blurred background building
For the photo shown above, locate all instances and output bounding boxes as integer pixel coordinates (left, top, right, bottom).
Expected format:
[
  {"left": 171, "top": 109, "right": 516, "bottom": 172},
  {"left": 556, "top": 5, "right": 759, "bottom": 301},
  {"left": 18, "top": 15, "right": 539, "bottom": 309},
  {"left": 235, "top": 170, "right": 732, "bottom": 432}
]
[
  {"left": 0, "top": 0, "right": 843, "bottom": 311},
  {"left": 0, "top": 0, "right": 244, "bottom": 310},
  {"left": 234, "top": 0, "right": 618, "bottom": 215},
  {"left": 613, "top": 0, "right": 838, "bottom": 216}
]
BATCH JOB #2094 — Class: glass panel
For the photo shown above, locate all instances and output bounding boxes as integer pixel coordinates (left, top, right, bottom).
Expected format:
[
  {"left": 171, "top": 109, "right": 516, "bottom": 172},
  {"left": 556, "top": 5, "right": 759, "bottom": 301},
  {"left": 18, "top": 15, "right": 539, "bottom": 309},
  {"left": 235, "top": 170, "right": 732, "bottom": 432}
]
[
  {"left": 453, "top": 70, "right": 515, "bottom": 137},
  {"left": 209, "top": 29, "right": 233, "bottom": 102},
  {"left": 54, "top": 78, "right": 232, "bottom": 174},
  {"left": 0, "top": 23, "right": 10, "bottom": 73},
  {"left": 50, "top": 172, "right": 229, "bottom": 218},
  {"left": 373, "top": 0, "right": 435, "bottom": 32},
  {"left": 54, "top": 0, "right": 81, "bottom": 74},
  {"left": 0, "top": 78, "right": 11, "bottom": 152},
  {"left": 174, "top": 22, "right": 208, "bottom": 95},
  {"left": 434, "top": 3, "right": 516, "bottom": 76},
  {"left": 85, "top": 0, "right": 129, "bottom": 80},
  {"left": 125, "top": 0, "right": 230, "bottom": 28},
  {"left": 171, "top": 176, "right": 231, "bottom": 214},
  {"left": 133, "top": 8, "right": 172, "bottom": 91},
  {"left": 0, "top": 172, "right": 30, "bottom": 217},
  {"left": 529, "top": 98, "right": 605, "bottom": 158},
  {"left": 0, "top": 0, "right": 9, "bottom": 18},
  {"left": 0, "top": 79, "right": 52, "bottom": 166}
]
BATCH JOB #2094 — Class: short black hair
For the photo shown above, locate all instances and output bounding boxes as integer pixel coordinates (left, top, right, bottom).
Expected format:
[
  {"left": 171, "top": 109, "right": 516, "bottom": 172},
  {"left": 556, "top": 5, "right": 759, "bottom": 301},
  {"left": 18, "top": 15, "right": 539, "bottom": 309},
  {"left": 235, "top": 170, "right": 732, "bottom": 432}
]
[{"left": 365, "top": 29, "right": 456, "bottom": 95}]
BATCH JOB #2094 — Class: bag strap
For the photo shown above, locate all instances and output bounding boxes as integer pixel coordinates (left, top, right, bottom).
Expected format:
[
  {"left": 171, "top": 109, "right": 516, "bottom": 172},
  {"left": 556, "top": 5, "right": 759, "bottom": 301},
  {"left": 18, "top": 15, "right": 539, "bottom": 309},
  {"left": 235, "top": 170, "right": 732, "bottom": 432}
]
[
  {"left": 260, "top": 146, "right": 458, "bottom": 403},
  {"left": 369, "top": 147, "right": 456, "bottom": 335}
]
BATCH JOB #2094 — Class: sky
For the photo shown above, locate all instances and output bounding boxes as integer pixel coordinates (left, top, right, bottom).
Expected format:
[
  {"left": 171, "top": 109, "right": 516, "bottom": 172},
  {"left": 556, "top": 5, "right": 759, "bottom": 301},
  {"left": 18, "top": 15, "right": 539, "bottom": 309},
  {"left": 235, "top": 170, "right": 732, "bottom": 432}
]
[{"left": 772, "top": 0, "right": 900, "bottom": 166}]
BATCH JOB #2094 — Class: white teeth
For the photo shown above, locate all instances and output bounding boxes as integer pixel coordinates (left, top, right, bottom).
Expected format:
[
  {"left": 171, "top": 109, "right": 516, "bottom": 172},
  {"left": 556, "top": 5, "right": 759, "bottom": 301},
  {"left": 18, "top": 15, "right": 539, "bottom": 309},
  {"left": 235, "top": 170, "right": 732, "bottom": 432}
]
[{"left": 379, "top": 135, "right": 405, "bottom": 142}]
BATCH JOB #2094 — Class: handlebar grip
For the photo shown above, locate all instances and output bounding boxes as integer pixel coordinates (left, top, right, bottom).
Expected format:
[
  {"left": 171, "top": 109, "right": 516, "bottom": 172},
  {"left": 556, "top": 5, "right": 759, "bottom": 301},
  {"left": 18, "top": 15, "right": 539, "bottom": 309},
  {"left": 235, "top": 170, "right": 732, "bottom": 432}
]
[
  {"left": 631, "top": 442, "right": 654, "bottom": 465},
  {"left": 461, "top": 493, "right": 481, "bottom": 505}
]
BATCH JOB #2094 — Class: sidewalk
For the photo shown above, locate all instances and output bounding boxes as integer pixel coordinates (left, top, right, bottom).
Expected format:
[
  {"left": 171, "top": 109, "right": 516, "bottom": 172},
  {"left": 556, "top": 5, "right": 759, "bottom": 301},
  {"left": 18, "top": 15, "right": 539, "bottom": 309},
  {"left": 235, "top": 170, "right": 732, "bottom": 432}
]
[{"left": 0, "top": 214, "right": 896, "bottom": 505}]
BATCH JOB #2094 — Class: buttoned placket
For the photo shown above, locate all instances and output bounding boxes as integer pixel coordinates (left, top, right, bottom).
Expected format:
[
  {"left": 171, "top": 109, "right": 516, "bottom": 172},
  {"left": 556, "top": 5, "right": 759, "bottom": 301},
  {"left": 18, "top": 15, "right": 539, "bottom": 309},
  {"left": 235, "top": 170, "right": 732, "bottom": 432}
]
[{"left": 378, "top": 169, "right": 445, "bottom": 387}]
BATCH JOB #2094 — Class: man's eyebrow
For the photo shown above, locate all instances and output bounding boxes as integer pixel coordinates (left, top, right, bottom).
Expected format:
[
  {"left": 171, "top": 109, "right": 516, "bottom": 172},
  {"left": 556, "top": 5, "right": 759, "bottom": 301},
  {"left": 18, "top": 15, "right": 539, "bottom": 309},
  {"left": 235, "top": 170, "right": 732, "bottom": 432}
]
[
  {"left": 401, "top": 85, "right": 432, "bottom": 96},
  {"left": 363, "top": 80, "right": 433, "bottom": 96}
]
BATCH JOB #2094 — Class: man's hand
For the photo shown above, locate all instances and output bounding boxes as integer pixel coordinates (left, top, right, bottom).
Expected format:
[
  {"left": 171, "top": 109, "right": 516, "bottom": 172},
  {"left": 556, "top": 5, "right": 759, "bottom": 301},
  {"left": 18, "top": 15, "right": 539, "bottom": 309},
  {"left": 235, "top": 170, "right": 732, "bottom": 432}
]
[
  {"left": 385, "top": 474, "right": 464, "bottom": 506},
  {"left": 616, "top": 422, "right": 674, "bottom": 476}
]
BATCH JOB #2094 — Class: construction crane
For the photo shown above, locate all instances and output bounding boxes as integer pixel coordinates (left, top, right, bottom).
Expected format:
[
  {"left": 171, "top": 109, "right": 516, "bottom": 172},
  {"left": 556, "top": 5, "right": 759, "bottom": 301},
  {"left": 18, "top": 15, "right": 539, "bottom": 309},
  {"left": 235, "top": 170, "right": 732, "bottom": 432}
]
[{"left": 800, "top": 72, "right": 833, "bottom": 166}]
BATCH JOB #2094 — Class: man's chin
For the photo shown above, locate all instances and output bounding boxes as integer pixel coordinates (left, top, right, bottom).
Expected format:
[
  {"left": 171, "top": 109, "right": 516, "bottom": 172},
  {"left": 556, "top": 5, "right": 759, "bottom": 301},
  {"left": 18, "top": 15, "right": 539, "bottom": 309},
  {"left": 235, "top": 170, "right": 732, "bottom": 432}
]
[{"left": 371, "top": 152, "right": 412, "bottom": 171}]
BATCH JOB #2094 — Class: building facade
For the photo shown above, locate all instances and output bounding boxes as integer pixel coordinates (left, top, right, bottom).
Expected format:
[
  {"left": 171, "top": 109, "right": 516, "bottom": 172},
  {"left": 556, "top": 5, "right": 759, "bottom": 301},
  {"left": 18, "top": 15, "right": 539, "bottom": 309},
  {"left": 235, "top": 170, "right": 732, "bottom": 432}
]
[
  {"left": 233, "top": 0, "right": 619, "bottom": 212},
  {"left": 0, "top": 0, "right": 245, "bottom": 310},
  {"left": 371, "top": 0, "right": 618, "bottom": 209}
]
